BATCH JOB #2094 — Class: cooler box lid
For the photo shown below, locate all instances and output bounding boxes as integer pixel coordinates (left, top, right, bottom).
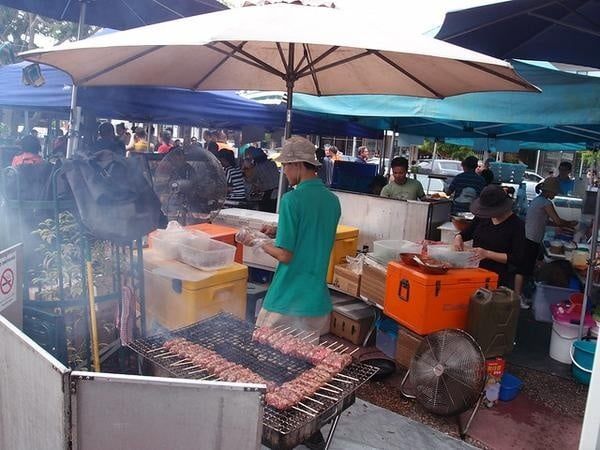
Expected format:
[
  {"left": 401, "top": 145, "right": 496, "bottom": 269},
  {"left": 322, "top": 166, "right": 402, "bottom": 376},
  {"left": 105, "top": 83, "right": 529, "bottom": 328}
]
[
  {"left": 186, "top": 223, "right": 238, "bottom": 239},
  {"left": 333, "top": 302, "right": 374, "bottom": 321},
  {"left": 388, "top": 261, "right": 497, "bottom": 287},
  {"left": 336, "top": 225, "right": 359, "bottom": 240},
  {"left": 144, "top": 249, "right": 247, "bottom": 290}
]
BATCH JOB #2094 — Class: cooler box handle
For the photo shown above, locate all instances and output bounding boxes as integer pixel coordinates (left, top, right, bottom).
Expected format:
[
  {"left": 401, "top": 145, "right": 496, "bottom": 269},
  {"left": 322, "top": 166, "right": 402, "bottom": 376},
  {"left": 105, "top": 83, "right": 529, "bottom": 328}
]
[{"left": 398, "top": 279, "right": 410, "bottom": 302}]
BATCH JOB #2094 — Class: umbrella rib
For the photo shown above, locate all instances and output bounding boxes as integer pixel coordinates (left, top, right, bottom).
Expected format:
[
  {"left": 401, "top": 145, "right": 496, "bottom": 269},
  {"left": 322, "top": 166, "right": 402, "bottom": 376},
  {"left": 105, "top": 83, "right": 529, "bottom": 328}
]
[
  {"left": 192, "top": 41, "right": 248, "bottom": 90},
  {"left": 150, "top": 0, "right": 186, "bottom": 18},
  {"left": 458, "top": 60, "right": 538, "bottom": 92},
  {"left": 371, "top": 51, "right": 443, "bottom": 98},
  {"left": 564, "top": 125, "right": 600, "bottom": 137},
  {"left": 528, "top": 11, "right": 600, "bottom": 38},
  {"left": 496, "top": 126, "right": 548, "bottom": 137},
  {"left": 60, "top": 0, "right": 74, "bottom": 20},
  {"left": 303, "top": 44, "right": 322, "bottom": 96},
  {"left": 119, "top": 0, "right": 148, "bottom": 26},
  {"left": 276, "top": 43, "right": 290, "bottom": 73},
  {"left": 558, "top": 0, "right": 600, "bottom": 30},
  {"left": 440, "top": 1, "right": 562, "bottom": 40},
  {"left": 206, "top": 43, "right": 284, "bottom": 78},
  {"left": 80, "top": 46, "right": 164, "bottom": 84},
  {"left": 295, "top": 45, "right": 340, "bottom": 77},
  {"left": 296, "top": 50, "right": 373, "bottom": 80},
  {"left": 220, "top": 41, "right": 286, "bottom": 78}
]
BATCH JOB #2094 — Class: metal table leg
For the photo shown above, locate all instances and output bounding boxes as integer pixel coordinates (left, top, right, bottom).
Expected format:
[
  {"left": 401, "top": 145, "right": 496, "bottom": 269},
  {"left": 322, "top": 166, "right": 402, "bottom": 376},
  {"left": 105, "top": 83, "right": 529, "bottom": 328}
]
[{"left": 323, "top": 414, "right": 342, "bottom": 450}]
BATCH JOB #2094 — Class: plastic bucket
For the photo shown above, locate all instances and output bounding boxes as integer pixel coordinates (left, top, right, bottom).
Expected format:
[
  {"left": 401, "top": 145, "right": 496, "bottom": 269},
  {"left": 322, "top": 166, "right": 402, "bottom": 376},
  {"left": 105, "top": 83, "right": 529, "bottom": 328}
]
[
  {"left": 569, "top": 293, "right": 584, "bottom": 314},
  {"left": 570, "top": 340, "right": 597, "bottom": 385},
  {"left": 550, "top": 320, "right": 583, "bottom": 364},
  {"left": 499, "top": 373, "right": 523, "bottom": 402}
]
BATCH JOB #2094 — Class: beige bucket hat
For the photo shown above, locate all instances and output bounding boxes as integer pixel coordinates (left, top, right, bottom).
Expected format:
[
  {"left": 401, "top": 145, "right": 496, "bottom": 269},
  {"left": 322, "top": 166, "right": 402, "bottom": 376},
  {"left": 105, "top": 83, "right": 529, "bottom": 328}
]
[{"left": 273, "top": 136, "right": 321, "bottom": 166}]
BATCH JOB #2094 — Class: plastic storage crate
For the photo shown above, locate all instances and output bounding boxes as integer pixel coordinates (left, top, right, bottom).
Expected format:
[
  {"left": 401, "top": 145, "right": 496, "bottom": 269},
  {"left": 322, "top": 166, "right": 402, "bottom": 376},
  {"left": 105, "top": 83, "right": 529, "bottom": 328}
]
[
  {"left": 376, "top": 318, "right": 398, "bottom": 359},
  {"left": 532, "top": 282, "right": 579, "bottom": 323}
]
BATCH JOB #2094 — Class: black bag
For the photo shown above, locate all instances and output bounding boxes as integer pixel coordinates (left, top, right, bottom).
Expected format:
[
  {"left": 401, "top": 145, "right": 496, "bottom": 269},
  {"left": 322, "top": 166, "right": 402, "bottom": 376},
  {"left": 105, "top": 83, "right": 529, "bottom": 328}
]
[{"left": 62, "top": 150, "right": 161, "bottom": 243}]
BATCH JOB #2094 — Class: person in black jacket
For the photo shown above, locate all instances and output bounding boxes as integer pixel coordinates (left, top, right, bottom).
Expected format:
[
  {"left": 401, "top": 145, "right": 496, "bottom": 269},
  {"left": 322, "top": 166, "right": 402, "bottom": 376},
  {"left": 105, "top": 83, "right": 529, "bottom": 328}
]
[{"left": 454, "top": 185, "right": 526, "bottom": 289}]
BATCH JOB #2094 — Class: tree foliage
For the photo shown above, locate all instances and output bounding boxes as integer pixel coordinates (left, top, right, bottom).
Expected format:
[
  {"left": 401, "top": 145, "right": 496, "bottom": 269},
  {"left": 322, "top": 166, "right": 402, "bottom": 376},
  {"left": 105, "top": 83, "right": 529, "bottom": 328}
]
[
  {"left": 0, "top": 6, "right": 98, "bottom": 53},
  {"left": 418, "top": 139, "right": 474, "bottom": 161}
]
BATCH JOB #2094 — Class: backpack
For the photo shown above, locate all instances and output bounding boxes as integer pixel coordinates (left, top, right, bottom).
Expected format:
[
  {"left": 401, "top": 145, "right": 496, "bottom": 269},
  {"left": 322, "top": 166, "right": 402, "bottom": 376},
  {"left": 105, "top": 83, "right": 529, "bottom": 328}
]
[{"left": 61, "top": 150, "right": 161, "bottom": 243}]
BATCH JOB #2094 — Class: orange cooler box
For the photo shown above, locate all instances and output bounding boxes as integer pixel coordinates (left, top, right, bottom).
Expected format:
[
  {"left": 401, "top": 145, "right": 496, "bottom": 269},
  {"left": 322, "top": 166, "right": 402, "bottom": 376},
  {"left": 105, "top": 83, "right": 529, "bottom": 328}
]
[{"left": 383, "top": 262, "right": 498, "bottom": 335}]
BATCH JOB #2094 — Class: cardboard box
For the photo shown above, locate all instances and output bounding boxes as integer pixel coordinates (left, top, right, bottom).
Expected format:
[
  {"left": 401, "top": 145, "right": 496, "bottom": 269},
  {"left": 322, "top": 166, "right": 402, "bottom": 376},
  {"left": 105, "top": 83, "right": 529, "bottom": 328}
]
[
  {"left": 332, "top": 263, "right": 361, "bottom": 297},
  {"left": 330, "top": 301, "right": 375, "bottom": 345},
  {"left": 395, "top": 325, "right": 425, "bottom": 369},
  {"left": 359, "top": 258, "right": 387, "bottom": 307}
]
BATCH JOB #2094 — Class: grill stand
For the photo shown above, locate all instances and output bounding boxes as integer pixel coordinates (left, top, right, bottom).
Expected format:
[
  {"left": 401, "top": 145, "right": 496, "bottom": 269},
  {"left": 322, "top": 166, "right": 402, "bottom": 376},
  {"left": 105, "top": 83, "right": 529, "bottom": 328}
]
[{"left": 324, "top": 414, "right": 341, "bottom": 450}]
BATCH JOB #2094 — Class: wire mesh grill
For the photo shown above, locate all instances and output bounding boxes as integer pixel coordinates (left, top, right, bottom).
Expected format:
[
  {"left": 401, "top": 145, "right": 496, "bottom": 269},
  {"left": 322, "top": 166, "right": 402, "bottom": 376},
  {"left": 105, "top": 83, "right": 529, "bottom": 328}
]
[{"left": 128, "top": 312, "right": 379, "bottom": 445}]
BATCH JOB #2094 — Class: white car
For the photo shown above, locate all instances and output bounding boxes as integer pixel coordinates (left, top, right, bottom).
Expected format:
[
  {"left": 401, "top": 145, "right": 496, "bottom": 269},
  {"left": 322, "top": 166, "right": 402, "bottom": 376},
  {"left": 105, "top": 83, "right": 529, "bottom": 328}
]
[
  {"left": 417, "top": 159, "right": 463, "bottom": 176},
  {"left": 523, "top": 171, "right": 543, "bottom": 202}
]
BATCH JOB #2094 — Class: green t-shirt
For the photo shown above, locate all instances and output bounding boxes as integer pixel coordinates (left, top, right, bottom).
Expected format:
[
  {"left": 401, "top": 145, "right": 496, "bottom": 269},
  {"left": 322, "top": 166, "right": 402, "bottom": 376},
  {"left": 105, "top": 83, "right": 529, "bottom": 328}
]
[
  {"left": 263, "top": 178, "right": 341, "bottom": 317},
  {"left": 380, "top": 178, "right": 425, "bottom": 201}
]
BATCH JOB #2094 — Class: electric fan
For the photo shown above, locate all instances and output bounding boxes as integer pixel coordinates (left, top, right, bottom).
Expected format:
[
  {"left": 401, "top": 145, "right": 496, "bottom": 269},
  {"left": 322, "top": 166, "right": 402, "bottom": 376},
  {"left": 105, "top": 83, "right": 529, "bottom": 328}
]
[
  {"left": 401, "top": 329, "right": 486, "bottom": 439},
  {"left": 153, "top": 148, "right": 227, "bottom": 226}
]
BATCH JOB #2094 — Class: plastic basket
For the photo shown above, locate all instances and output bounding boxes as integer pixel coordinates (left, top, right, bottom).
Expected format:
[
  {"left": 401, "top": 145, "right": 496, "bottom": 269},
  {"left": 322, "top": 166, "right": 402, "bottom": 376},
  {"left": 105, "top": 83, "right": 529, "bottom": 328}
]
[{"left": 533, "top": 282, "right": 579, "bottom": 323}]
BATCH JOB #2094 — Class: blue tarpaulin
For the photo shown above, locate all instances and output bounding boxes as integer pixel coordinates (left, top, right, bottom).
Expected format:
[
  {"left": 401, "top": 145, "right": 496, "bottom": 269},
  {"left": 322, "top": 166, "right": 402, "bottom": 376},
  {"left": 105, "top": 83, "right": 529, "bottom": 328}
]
[
  {"left": 0, "top": 62, "right": 380, "bottom": 138},
  {"left": 293, "top": 61, "right": 600, "bottom": 146}
]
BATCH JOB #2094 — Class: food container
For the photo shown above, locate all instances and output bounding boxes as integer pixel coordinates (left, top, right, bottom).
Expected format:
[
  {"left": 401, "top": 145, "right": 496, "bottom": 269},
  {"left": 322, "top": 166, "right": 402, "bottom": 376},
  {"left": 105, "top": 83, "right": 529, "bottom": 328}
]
[
  {"left": 499, "top": 373, "right": 522, "bottom": 402},
  {"left": 563, "top": 241, "right": 577, "bottom": 257},
  {"left": 427, "top": 245, "right": 479, "bottom": 268},
  {"left": 549, "top": 240, "right": 565, "bottom": 255},
  {"left": 373, "top": 240, "right": 421, "bottom": 263},
  {"left": 572, "top": 249, "right": 589, "bottom": 270},
  {"left": 179, "top": 237, "right": 236, "bottom": 271}
]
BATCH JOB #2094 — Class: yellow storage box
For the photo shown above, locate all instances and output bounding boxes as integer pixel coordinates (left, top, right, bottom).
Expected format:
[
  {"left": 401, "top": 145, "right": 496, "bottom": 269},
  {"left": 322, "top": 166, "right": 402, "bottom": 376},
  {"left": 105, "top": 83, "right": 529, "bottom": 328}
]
[
  {"left": 327, "top": 225, "right": 359, "bottom": 284},
  {"left": 144, "top": 249, "right": 248, "bottom": 331}
]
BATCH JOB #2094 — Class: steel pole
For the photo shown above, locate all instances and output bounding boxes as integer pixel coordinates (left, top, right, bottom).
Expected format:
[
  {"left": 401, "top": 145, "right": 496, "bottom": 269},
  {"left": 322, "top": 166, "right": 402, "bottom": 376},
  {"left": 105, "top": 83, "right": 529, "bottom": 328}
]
[
  {"left": 580, "top": 188, "right": 600, "bottom": 338},
  {"left": 65, "top": 1, "right": 87, "bottom": 158},
  {"left": 276, "top": 43, "right": 295, "bottom": 212}
]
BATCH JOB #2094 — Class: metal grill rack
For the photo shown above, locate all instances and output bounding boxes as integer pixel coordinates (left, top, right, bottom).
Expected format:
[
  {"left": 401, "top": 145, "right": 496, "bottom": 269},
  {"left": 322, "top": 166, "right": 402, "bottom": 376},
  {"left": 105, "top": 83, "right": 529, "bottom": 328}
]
[{"left": 128, "top": 313, "right": 379, "bottom": 449}]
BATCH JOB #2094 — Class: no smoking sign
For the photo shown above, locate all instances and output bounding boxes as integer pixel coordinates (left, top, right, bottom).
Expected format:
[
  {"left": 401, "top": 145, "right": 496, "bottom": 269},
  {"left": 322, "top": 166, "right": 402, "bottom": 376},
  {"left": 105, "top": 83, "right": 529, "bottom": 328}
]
[{"left": 1, "top": 268, "right": 14, "bottom": 295}]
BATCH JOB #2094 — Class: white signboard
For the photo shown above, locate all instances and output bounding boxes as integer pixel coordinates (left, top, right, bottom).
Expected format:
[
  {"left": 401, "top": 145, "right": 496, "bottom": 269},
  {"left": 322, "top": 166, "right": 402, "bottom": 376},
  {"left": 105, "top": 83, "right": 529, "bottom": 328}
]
[{"left": 0, "top": 244, "right": 22, "bottom": 328}]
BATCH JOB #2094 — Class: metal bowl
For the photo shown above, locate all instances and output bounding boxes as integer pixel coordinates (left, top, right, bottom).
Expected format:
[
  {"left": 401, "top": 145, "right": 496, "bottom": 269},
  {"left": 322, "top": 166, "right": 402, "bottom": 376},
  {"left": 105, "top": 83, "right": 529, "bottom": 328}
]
[
  {"left": 451, "top": 212, "right": 475, "bottom": 222},
  {"left": 400, "top": 253, "right": 449, "bottom": 274}
]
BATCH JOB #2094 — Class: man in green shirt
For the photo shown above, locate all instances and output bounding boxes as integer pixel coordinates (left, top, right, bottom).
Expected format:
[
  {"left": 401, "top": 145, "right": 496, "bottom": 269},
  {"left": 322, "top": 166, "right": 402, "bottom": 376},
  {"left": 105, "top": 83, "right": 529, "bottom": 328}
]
[
  {"left": 380, "top": 156, "right": 425, "bottom": 201},
  {"left": 250, "top": 136, "right": 341, "bottom": 336}
]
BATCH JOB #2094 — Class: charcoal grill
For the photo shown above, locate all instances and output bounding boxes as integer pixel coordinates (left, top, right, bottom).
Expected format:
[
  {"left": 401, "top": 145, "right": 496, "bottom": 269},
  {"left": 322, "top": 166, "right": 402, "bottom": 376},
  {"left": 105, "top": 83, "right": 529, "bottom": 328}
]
[{"left": 128, "top": 313, "right": 379, "bottom": 449}]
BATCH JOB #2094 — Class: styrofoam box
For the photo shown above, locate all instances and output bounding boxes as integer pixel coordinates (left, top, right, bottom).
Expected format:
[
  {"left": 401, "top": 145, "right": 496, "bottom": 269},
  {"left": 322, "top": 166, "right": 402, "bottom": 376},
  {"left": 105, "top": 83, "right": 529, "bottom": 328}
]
[
  {"left": 179, "top": 238, "right": 236, "bottom": 271},
  {"left": 214, "top": 208, "right": 278, "bottom": 230},
  {"left": 533, "top": 282, "right": 579, "bottom": 323}
]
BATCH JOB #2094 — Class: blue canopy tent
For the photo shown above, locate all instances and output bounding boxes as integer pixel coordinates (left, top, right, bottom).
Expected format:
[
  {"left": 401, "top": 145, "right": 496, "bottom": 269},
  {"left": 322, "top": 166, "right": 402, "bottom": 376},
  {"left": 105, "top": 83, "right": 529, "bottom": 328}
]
[
  {"left": 435, "top": 0, "right": 600, "bottom": 70},
  {"left": 292, "top": 60, "right": 600, "bottom": 147},
  {"left": 0, "top": 62, "right": 380, "bottom": 138},
  {"left": 0, "top": 0, "right": 226, "bottom": 31}
]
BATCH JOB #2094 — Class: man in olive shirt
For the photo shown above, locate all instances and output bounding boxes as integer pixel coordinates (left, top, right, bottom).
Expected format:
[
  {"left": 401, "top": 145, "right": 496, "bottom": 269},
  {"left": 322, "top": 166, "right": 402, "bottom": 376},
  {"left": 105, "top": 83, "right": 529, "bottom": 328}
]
[
  {"left": 380, "top": 156, "right": 425, "bottom": 200},
  {"left": 251, "top": 136, "right": 341, "bottom": 335}
]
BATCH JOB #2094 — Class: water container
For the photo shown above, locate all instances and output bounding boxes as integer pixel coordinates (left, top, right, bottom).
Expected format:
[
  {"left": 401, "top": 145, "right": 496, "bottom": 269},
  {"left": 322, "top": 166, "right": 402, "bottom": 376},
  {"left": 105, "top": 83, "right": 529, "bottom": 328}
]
[{"left": 467, "top": 287, "right": 520, "bottom": 358}]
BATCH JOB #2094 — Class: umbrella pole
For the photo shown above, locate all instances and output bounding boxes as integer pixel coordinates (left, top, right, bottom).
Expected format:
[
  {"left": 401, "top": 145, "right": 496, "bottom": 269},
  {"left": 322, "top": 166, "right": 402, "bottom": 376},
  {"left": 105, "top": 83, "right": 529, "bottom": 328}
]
[
  {"left": 580, "top": 152, "right": 600, "bottom": 339},
  {"left": 65, "top": 1, "right": 87, "bottom": 158},
  {"left": 276, "top": 43, "right": 296, "bottom": 212}
]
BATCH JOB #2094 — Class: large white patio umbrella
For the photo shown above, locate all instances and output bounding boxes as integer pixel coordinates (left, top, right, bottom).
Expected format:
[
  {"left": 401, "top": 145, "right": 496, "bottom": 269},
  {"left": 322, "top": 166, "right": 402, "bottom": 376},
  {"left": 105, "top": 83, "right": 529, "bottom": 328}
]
[{"left": 20, "top": 1, "right": 538, "bottom": 205}]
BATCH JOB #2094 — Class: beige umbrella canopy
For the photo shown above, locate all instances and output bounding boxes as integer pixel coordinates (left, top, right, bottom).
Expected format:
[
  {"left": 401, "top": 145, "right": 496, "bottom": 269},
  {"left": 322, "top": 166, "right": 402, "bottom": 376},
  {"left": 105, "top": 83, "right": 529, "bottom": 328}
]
[
  {"left": 21, "top": 1, "right": 539, "bottom": 204},
  {"left": 21, "top": 2, "right": 538, "bottom": 105}
]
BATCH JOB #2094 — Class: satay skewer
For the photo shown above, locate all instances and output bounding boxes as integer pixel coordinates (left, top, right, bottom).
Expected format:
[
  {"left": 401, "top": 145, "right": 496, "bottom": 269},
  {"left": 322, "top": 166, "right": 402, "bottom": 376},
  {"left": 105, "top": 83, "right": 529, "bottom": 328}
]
[
  {"left": 298, "top": 402, "right": 319, "bottom": 414},
  {"left": 293, "top": 406, "right": 316, "bottom": 417},
  {"left": 314, "top": 392, "right": 337, "bottom": 401}
]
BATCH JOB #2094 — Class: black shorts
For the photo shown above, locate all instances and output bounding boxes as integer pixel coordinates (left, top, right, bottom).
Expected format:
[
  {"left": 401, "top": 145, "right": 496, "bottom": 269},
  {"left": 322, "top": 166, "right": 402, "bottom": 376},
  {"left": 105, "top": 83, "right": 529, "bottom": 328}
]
[{"left": 519, "top": 239, "right": 541, "bottom": 276}]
